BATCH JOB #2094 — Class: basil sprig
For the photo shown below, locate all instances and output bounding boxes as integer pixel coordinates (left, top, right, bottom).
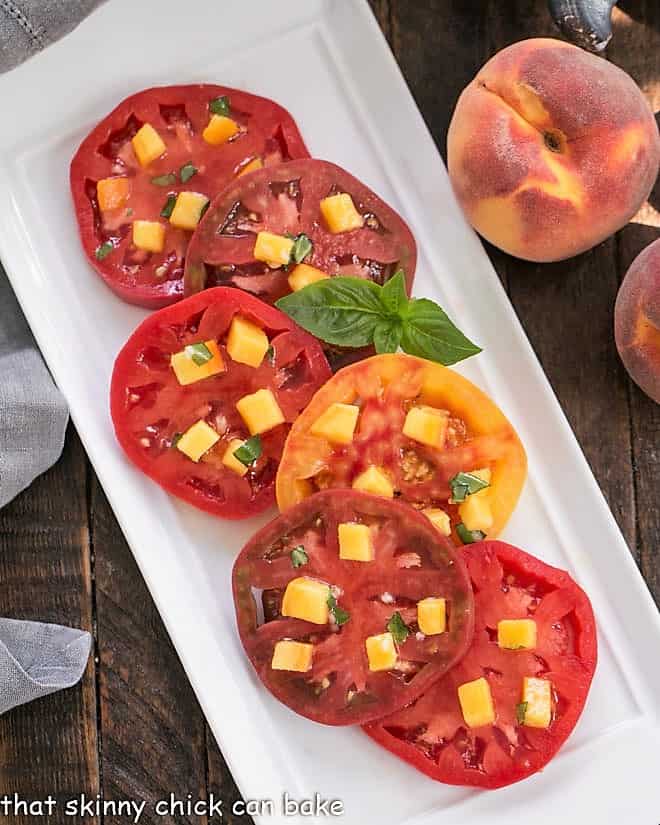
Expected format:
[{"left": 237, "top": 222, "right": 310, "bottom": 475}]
[
  {"left": 290, "top": 546, "right": 308, "bottom": 568},
  {"left": 185, "top": 342, "right": 213, "bottom": 366},
  {"left": 233, "top": 435, "right": 262, "bottom": 466},
  {"left": 276, "top": 271, "right": 481, "bottom": 366},
  {"left": 387, "top": 611, "right": 410, "bottom": 645},
  {"left": 449, "top": 471, "right": 490, "bottom": 503}
]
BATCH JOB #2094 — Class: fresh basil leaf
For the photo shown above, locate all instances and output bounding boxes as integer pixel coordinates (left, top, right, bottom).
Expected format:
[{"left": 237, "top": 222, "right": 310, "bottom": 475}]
[
  {"left": 209, "top": 95, "right": 230, "bottom": 116},
  {"left": 373, "top": 319, "right": 402, "bottom": 354},
  {"left": 233, "top": 434, "right": 262, "bottom": 466},
  {"left": 290, "top": 546, "right": 308, "bottom": 568},
  {"left": 327, "top": 592, "right": 350, "bottom": 626},
  {"left": 289, "top": 233, "right": 313, "bottom": 265},
  {"left": 449, "top": 471, "right": 490, "bottom": 503},
  {"left": 456, "top": 523, "right": 486, "bottom": 545},
  {"left": 95, "top": 241, "right": 114, "bottom": 260},
  {"left": 185, "top": 342, "right": 213, "bottom": 366},
  {"left": 276, "top": 277, "right": 385, "bottom": 348},
  {"left": 151, "top": 173, "right": 177, "bottom": 187},
  {"left": 380, "top": 270, "right": 408, "bottom": 315},
  {"left": 161, "top": 194, "right": 177, "bottom": 218},
  {"left": 387, "top": 611, "right": 410, "bottom": 645},
  {"left": 400, "top": 298, "right": 481, "bottom": 366},
  {"left": 516, "top": 701, "right": 528, "bottom": 725},
  {"left": 179, "top": 162, "right": 197, "bottom": 183}
]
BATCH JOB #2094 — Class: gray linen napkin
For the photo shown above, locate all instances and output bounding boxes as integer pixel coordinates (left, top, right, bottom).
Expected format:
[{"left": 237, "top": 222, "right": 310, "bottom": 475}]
[
  {"left": 0, "top": 618, "right": 92, "bottom": 714},
  {"left": 0, "top": 0, "right": 105, "bottom": 74},
  {"left": 0, "top": 3, "right": 105, "bottom": 714}
]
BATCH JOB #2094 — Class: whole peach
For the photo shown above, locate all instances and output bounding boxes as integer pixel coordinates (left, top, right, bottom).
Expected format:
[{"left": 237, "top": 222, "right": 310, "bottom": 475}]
[
  {"left": 447, "top": 38, "right": 660, "bottom": 262},
  {"left": 615, "top": 238, "right": 660, "bottom": 403}
]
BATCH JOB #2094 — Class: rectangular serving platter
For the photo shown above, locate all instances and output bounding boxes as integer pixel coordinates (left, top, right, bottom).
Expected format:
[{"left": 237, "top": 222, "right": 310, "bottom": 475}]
[{"left": 1, "top": 1, "right": 659, "bottom": 822}]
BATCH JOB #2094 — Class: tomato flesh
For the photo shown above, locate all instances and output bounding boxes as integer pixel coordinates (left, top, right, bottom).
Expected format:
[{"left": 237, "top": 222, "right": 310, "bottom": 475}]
[
  {"left": 184, "top": 159, "right": 417, "bottom": 305},
  {"left": 71, "top": 85, "right": 309, "bottom": 308},
  {"left": 364, "top": 540, "right": 597, "bottom": 788},
  {"left": 110, "top": 287, "right": 330, "bottom": 518},
  {"left": 276, "top": 354, "right": 527, "bottom": 544},
  {"left": 232, "top": 490, "right": 474, "bottom": 725}
]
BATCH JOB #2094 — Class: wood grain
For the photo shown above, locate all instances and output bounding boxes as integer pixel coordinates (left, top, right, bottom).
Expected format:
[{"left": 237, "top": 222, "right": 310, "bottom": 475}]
[{"left": 0, "top": 427, "right": 99, "bottom": 822}]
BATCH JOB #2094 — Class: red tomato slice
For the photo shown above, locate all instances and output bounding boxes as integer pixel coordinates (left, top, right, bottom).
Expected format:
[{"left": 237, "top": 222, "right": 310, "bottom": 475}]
[
  {"left": 110, "top": 287, "right": 331, "bottom": 518},
  {"left": 184, "top": 159, "right": 417, "bottom": 305},
  {"left": 232, "top": 490, "right": 475, "bottom": 725},
  {"left": 71, "top": 85, "right": 309, "bottom": 308},
  {"left": 364, "top": 540, "right": 597, "bottom": 789}
]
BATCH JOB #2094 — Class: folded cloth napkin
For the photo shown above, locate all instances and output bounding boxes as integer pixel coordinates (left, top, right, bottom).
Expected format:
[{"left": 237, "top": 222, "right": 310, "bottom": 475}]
[
  {"left": 0, "top": 265, "right": 68, "bottom": 508},
  {"left": 0, "top": 618, "right": 92, "bottom": 714},
  {"left": 0, "top": 0, "right": 105, "bottom": 74}
]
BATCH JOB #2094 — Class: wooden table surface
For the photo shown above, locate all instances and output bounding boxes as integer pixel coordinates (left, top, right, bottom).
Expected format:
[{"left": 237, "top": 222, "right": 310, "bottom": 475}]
[{"left": 1, "top": 2, "right": 658, "bottom": 823}]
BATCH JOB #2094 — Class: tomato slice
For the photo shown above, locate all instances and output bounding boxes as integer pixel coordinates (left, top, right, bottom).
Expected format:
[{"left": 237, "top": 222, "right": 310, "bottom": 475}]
[
  {"left": 233, "top": 490, "right": 474, "bottom": 725},
  {"left": 71, "top": 85, "right": 309, "bottom": 308},
  {"left": 365, "top": 540, "right": 597, "bottom": 789},
  {"left": 110, "top": 287, "right": 331, "bottom": 518},
  {"left": 184, "top": 158, "right": 417, "bottom": 305},
  {"left": 276, "top": 354, "right": 527, "bottom": 545}
]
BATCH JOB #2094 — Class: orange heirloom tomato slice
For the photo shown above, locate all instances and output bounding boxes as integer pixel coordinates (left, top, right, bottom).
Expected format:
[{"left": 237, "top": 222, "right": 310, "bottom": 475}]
[{"left": 275, "top": 354, "right": 527, "bottom": 545}]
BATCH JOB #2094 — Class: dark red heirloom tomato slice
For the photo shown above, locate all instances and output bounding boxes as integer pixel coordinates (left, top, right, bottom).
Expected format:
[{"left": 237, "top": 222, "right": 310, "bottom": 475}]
[
  {"left": 71, "top": 85, "right": 309, "bottom": 308},
  {"left": 276, "top": 354, "right": 527, "bottom": 546},
  {"left": 365, "top": 540, "right": 597, "bottom": 789},
  {"left": 232, "top": 489, "right": 474, "bottom": 726},
  {"left": 184, "top": 158, "right": 417, "bottom": 305},
  {"left": 110, "top": 287, "right": 330, "bottom": 519}
]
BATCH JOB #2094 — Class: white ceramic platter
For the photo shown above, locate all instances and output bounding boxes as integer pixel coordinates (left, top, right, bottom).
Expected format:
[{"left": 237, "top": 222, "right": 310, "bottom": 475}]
[{"left": 0, "top": 1, "right": 658, "bottom": 822}]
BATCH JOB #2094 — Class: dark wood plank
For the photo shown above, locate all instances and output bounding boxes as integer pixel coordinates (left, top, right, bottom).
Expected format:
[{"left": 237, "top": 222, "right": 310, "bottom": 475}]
[
  {"left": 608, "top": 1, "right": 660, "bottom": 603},
  {"left": 89, "top": 476, "right": 211, "bottom": 824},
  {"left": 0, "top": 426, "right": 99, "bottom": 822}
]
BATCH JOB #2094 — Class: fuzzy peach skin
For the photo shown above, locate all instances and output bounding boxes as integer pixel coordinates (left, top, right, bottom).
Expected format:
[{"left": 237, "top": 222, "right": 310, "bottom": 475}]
[
  {"left": 615, "top": 238, "right": 660, "bottom": 403},
  {"left": 447, "top": 38, "right": 660, "bottom": 262}
]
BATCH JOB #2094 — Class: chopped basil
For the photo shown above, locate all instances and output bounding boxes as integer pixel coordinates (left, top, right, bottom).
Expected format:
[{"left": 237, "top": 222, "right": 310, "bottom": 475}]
[
  {"left": 290, "top": 546, "right": 309, "bottom": 568},
  {"left": 160, "top": 194, "right": 177, "bottom": 218},
  {"left": 387, "top": 611, "right": 410, "bottom": 645},
  {"left": 233, "top": 435, "right": 262, "bottom": 466},
  {"left": 95, "top": 241, "right": 114, "bottom": 260},
  {"left": 456, "top": 523, "right": 486, "bottom": 545},
  {"left": 184, "top": 342, "right": 213, "bottom": 366},
  {"left": 209, "top": 95, "right": 230, "bottom": 116},
  {"left": 449, "top": 471, "right": 490, "bottom": 503},
  {"left": 289, "top": 233, "right": 313, "bottom": 265},
  {"left": 327, "top": 592, "right": 350, "bottom": 626},
  {"left": 265, "top": 345, "right": 275, "bottom": 365},
  {"left": 516, "top": 701, "right": 528, "bottom": 725},
  {"left": 151, "top": 173, "right": 177, "bottom": 187},
  {"left": 179, "top": 162, "right": 197, "bottom": 183}
]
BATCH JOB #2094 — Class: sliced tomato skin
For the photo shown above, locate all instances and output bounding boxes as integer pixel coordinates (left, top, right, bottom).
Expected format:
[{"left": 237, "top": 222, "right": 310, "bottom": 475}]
[
  {"left": 364, "top": 540, "right": 598, "bottom": 789},
  {"left": 233, "top": 490, "right": 475, "bottom": 725},
  {"left": 183, "top": 158, "right": 417, "bottom": 305},
  {"left": 276, "top": 353, "right": 527, "bottom": 544},
  {"left": 71, "top": 85, "right": 309, "bottom": 309},
  {"left": 110, "top": 287, "right": 331, "bottom": 519}
]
